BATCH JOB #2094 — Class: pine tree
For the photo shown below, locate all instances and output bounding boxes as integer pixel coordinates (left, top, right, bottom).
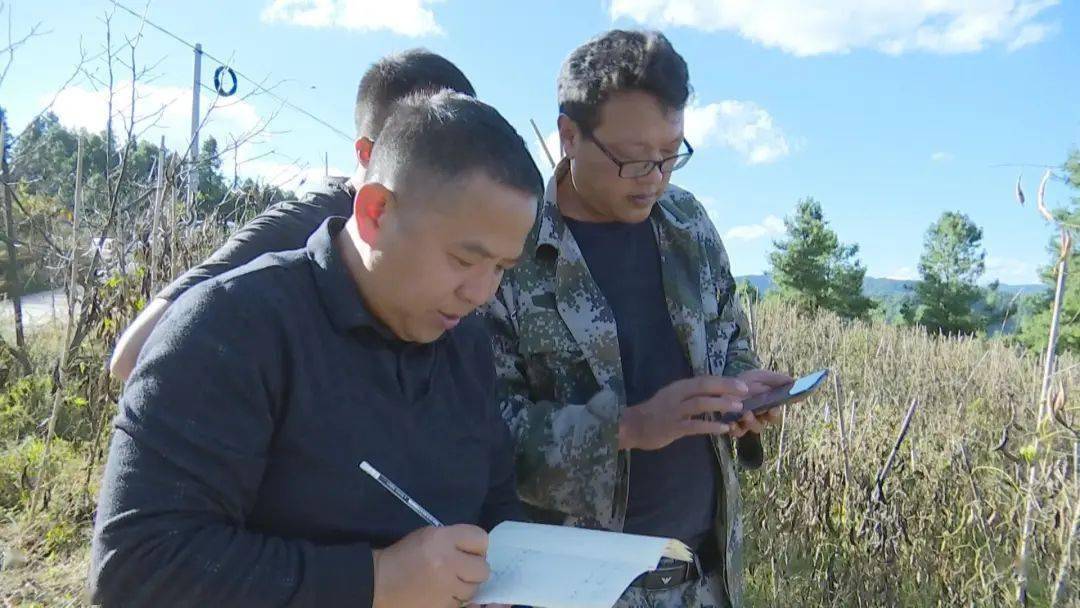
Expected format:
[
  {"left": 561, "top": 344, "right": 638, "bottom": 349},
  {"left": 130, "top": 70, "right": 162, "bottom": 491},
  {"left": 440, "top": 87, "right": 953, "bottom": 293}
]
[
  {"left": 907, "top": 212, "right": 986, "bottom": 335},
  {"left": 769, "top": 197, "right": 874, "bottom": 319}
]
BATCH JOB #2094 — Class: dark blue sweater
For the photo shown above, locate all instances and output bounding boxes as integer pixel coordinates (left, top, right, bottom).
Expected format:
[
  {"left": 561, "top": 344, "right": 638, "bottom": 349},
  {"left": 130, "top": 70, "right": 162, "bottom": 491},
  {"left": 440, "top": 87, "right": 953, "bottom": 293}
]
[{"left": 90, "top": 217, "right": 522, "bottom": 607}]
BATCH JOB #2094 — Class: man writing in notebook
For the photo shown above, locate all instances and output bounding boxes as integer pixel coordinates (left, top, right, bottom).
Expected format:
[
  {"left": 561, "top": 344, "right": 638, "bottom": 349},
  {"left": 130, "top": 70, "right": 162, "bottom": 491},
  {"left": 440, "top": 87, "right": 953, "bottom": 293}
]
[
  {"left": 89, "top": 92, "right": 540, "bottom": 608},
  {"left": 108, "top": 49, "right": 477, "bottom": 381},
  {"left": 484, "top": 30, "right": 790, "bottom": 608}
]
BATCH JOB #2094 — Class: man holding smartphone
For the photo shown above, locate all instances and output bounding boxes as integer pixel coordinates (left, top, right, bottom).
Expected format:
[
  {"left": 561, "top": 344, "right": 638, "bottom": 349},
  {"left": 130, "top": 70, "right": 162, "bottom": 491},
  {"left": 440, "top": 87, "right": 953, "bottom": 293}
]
[{"left": 483, "top": 30, "right": 792, "bottom": 608}]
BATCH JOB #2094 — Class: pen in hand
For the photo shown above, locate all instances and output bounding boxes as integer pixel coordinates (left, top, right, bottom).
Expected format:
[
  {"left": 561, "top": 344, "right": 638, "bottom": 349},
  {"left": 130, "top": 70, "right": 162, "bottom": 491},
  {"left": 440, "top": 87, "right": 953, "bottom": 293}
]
[{"left": 359, "top": 460, "right": 444, "bottom": 527}]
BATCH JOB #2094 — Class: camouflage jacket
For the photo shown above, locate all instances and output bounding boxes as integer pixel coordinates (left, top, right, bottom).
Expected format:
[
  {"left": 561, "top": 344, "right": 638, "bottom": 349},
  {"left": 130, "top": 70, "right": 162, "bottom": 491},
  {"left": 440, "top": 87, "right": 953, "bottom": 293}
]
[{"left": 483, "top": 163, "right": 763, "bottom": 606}]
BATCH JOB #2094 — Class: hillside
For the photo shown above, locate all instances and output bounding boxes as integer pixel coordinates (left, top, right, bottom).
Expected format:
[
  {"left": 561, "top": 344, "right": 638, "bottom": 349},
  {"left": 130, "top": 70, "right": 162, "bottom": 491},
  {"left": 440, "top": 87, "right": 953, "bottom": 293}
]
[{"left": 738, "top": 274, "right": 1046, "bottom": 298}]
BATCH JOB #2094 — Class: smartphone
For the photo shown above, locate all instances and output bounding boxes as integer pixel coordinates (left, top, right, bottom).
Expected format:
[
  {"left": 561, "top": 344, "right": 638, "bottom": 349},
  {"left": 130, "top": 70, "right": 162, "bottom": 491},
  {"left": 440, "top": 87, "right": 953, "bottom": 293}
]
[{"left": 720, "top": 369, "right": 830, "bottom": 423}]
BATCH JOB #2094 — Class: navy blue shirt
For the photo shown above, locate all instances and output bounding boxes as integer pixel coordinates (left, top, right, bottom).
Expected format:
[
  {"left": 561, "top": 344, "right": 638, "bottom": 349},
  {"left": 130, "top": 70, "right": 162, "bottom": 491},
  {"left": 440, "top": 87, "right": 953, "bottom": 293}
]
[
  {"left": 565, "top": 217, "right": 717, "bottom": 550},
  {"left": 90, "top": 216, "right": 522, "bottom": 607}
]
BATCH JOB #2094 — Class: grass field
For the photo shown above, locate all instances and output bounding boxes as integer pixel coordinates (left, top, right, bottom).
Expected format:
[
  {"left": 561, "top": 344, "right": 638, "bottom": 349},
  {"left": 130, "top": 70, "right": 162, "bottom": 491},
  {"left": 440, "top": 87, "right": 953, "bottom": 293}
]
[{"left": 1, "top": 298, "right": 1077, "bottom": 607}]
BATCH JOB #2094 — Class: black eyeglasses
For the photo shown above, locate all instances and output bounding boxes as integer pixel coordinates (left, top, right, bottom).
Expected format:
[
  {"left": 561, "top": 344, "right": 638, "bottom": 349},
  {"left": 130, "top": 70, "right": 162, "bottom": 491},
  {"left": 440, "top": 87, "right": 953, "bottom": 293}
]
[{"left": 587, "top": 136, "right": 694, "bottom": 178}]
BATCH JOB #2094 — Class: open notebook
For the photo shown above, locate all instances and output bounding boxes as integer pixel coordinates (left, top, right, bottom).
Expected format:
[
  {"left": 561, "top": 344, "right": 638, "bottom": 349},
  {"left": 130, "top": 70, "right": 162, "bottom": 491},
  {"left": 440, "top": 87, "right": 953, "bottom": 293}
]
[{"left": 471, "top": 521, "right": 692, "bottom": 608}]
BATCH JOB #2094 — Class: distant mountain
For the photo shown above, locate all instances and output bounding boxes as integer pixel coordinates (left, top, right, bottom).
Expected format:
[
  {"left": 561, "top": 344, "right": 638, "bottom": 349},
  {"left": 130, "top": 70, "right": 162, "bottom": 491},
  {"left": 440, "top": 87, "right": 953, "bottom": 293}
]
[
  {"left": 736, "top": 275, "right": 1047, "bottom": 299},
  {"left": 738, "top": 275, "right": 775, "bottom": 295}
]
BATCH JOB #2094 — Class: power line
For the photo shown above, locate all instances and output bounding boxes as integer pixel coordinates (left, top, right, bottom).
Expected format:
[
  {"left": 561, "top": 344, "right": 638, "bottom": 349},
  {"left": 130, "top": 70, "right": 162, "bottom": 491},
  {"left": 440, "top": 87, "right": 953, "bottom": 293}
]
[{"left": 109, "top": 0, "right": 354, "bottom": 142}]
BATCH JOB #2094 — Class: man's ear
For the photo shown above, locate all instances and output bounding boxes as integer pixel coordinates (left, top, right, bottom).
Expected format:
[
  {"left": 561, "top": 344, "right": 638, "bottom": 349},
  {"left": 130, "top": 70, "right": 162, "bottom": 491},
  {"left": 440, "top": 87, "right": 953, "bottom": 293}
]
[
  {"left": 557, "top": 114, "right": 580, "bottom": 159},
  {"left": 355, "top": 137, "right": 375, "bottom": 168},
  {"left": 353, "top": 182, "right": 392, "bottom": 245}
]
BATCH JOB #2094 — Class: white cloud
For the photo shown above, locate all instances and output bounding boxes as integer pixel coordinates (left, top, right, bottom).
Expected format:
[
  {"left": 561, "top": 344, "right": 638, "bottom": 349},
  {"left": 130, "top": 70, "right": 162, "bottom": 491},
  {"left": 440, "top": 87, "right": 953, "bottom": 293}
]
[
  {"left": 261, "top": 0, "right": 444, "bottom": 37},
  {"left": 722, "top": 214, "right": 786, "bottom": 241},
  {"left": 886, "top": 266, "right": 918, "bottom": 281},
  {"left": 1007, "top": 21, "right": 1060, "bottom": 50},
  {"left": 985, "top": 256, "right": 1040, "bottom": 284},
  {"left": 931, "top": 151, "right": 954, "bottom": 162},
  {"left": 685, "top": 100, "right": 791, "bottom": 164},
  {"left": 48, "top": 82, "right": 262, "bottom": 153},
  {"left": 45, "top": 83, "right": 341, "bottom": 189},
  {"left": 608, "top": 0, "right": 1060, "bottom": 56}
]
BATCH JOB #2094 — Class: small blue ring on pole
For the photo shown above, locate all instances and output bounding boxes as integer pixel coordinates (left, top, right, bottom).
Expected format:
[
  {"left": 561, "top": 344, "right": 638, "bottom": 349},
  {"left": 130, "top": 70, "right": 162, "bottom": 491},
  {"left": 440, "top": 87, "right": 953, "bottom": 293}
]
[{"left": 214, "top": 66, "right": 238, "bottom": 97}]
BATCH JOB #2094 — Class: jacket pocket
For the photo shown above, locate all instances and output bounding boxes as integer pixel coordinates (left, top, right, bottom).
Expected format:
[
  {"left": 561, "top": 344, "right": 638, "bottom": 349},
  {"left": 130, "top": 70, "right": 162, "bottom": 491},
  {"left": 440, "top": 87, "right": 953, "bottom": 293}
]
[{"left": 518, "top": 310, "right": 599, "bottom": 406}]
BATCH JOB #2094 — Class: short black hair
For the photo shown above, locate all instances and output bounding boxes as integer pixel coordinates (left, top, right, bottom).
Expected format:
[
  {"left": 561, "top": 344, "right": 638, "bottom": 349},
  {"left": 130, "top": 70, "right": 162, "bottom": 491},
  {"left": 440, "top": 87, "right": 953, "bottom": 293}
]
[
  {"left": 354, "top": 49, "right": 477, "bottom": 139},
  {"left": 367, "top": 91, "right": 543, "bottom": 207},
  {"left": 557, "top": 30, "right": 690, "bottom": 136}
]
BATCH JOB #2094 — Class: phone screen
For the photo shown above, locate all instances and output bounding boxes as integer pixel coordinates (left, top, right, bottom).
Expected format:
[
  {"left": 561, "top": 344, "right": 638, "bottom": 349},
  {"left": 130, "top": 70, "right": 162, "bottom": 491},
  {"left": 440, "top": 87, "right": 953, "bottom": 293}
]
[
  {"left": 788, "top": 369, "right": 829, "bottom": 397},
  {"left": 720, "top": 369, "right": 830, "bottom": 423}
]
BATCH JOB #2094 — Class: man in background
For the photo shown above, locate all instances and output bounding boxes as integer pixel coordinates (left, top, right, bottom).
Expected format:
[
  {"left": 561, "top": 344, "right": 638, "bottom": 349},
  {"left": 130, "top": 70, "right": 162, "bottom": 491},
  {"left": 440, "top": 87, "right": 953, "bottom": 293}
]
[{"left": 109, "top": 49, "right": 477, "bottom": 381}]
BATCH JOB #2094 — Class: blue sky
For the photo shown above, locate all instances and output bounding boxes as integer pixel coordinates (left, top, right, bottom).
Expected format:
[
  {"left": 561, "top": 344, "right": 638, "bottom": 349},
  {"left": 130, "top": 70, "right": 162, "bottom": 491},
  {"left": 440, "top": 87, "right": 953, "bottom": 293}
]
[{"left": 3, "top": 0, "right": 1078, "bottom": 284}]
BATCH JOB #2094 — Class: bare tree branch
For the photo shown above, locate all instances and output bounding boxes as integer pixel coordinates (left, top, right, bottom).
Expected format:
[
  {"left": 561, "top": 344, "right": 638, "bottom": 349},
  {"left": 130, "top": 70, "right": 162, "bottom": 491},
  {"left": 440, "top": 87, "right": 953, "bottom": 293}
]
[{"left": 0, "top": 0, "right": 47, "bottom": 91}]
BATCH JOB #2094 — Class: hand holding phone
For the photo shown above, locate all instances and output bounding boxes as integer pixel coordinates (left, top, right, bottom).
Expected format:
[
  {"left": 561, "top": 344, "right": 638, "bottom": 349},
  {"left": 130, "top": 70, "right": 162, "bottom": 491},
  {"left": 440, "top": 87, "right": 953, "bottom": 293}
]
[{"left": 720, "top": 369, "right": 830, "bottom": 423}]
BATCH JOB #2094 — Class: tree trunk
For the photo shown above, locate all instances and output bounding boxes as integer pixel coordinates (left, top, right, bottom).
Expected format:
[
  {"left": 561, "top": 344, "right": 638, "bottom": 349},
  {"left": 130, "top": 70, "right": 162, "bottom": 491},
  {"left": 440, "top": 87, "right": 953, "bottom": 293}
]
[{"left": 1, "top": 113, "right": 27, "bottom": 357}]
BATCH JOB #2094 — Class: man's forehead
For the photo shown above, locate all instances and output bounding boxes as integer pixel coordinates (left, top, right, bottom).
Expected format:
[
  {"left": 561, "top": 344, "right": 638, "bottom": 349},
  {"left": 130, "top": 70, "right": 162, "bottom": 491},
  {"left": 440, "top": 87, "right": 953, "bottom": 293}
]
[
  {"left": 598, "top": 90, "right": 683, "bottom": 120},
  {"left": 595, "top": 97, "right": 683, "bottom": 143},
  {"left": 454, "top": 239, "right": 522, "bottom": 264},
  {"left": 404, "top": 170, "right": 536, "bottom": 256},
  {"left": 457, "top": 240, "right": 495, "bottom": 257}
]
